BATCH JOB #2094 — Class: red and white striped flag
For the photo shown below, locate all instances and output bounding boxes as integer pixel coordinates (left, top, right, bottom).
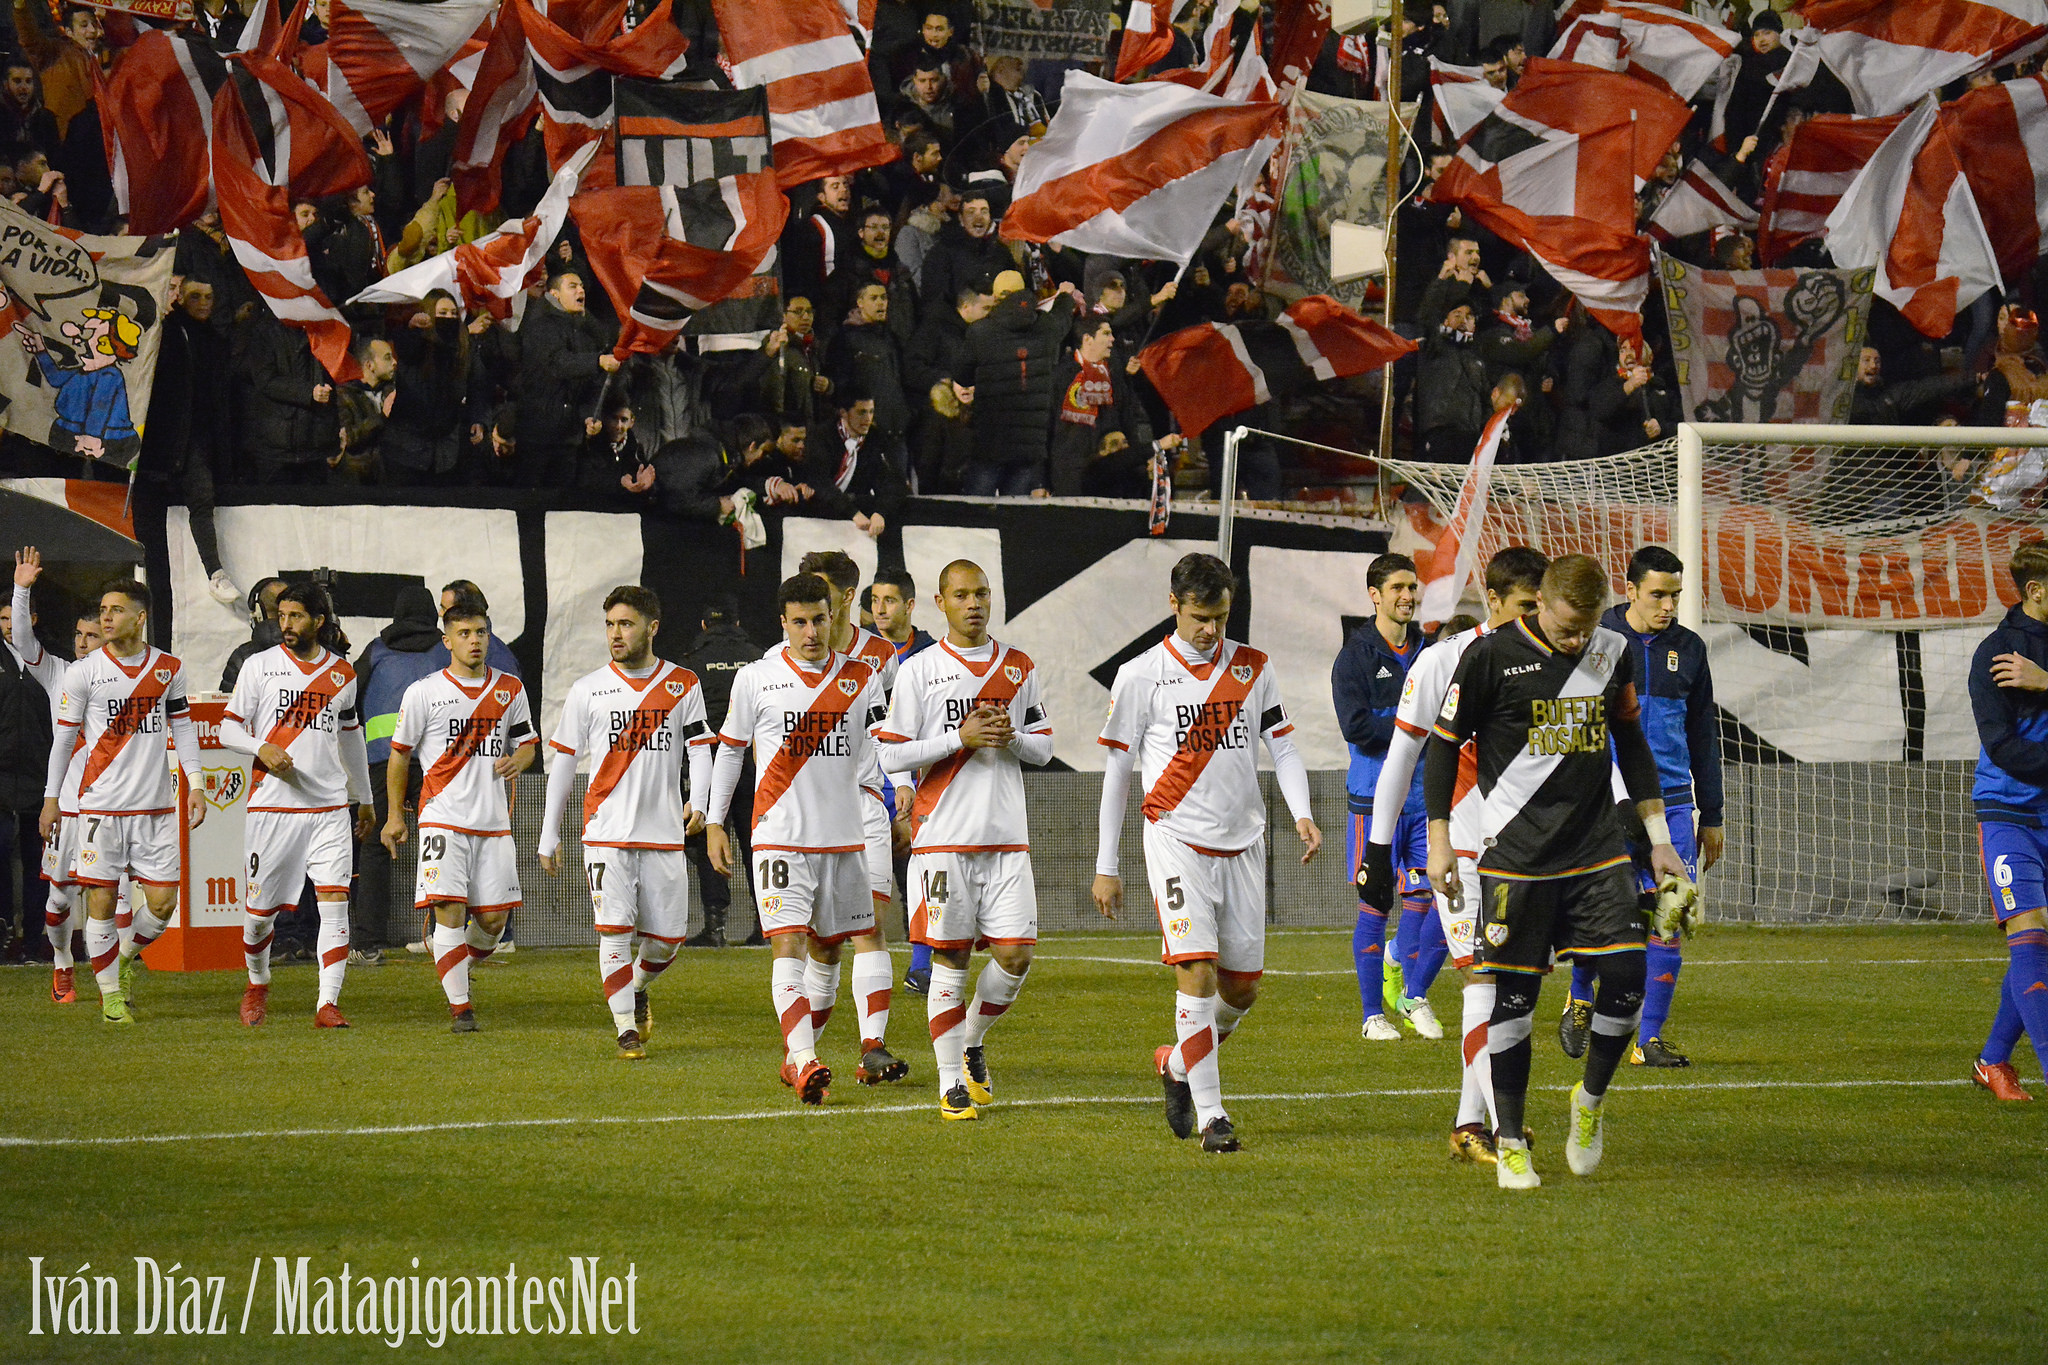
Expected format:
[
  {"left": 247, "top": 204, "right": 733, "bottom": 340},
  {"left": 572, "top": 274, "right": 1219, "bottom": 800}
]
[
  {"left": 452, "top": 0, "right": 537, "bottom": 213},
  {"left": 1115, "top": 0, "right": 1186, "bottom": 81},
  {"left": 318, "top": 0, "right": 498, "bottom": 135},
  {"left": 349, "top": 141, "right": 596, "bottom": 324},
  {"left": 1826, "top": 95, "right": 2002, "bottom": 338},
  {"left": 1136, "top": 294, "right": 1414, "bottom": 438},
  {"left": 99, "top": 29, "right": 226, "bottom": 234},
  {"left": 1418, "top": 404, "right": 1512, "bottom": 624},
  {"left": 1646, "top": 157, "right": 1756, "bottom": 243},
  {"left": 1428, "top": 56, "right": 1499, "bottom": 147},
  {"left": 212, "top": 54, "right": 368, "bottom": 380},
  {"left": 1755, "top": 111, "right": 1902, "bottom": 265},
  {"left": 1002, "top": 72, "right": 1283, "bottom": 266},
  {"left": 1942, "top": 72, "right": 2048, "bottom": 281},
  {"left": 520, "top": 0, "right": 690, "bottom": 180},
  {"left": 1432, "top": 59, "right": 1691, "bottom": 338},
  {"left": 1796, "top": 0, "right": 2048, "bottom": 118},
  {"left": 710, "top": 0, "right": 895, "bottom": 187},
  {"left": 1550, "top": 2, "right": 1735, "bottom": 102}
]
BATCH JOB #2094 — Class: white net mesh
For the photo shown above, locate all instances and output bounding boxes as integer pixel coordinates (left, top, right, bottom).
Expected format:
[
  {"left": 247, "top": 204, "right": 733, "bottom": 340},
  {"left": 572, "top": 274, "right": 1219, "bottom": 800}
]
[{"left": 1376, "top": 429, "right": 2048, "bottom": 924}]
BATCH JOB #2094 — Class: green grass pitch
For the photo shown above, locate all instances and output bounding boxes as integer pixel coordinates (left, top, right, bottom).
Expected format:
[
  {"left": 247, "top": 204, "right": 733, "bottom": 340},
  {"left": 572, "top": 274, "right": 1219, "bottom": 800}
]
[{"left": 0, "top": 924, "right": 2038, "bottom": 1363}]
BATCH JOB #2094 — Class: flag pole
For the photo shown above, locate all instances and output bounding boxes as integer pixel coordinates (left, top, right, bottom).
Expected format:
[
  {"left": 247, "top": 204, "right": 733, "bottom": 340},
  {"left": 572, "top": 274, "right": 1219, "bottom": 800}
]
[{"left": 1377, "top": 14, "right": 1403, "bottom": 472}]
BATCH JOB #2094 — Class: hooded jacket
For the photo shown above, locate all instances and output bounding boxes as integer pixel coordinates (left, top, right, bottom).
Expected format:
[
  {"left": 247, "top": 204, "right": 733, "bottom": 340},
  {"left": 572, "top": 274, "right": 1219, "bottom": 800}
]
[
  {"left": 963, "top": 290, "right": 1077, "bottom": 468},
  {"left": 357, "top": 586, "right": 443, "bottom": 765},
  {"left": 1973, "top": 604, "right": 2048, "bottom": 827}
]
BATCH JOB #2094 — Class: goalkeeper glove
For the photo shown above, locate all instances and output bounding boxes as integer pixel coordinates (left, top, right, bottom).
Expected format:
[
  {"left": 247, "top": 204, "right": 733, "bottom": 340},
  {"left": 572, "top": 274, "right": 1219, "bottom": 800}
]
[
  {"left": 1650, "top": 870, "right": 1700, "bottom": 940},
  {"left": 1356, "top": 840, "right": 1395, "bottom": 913}
]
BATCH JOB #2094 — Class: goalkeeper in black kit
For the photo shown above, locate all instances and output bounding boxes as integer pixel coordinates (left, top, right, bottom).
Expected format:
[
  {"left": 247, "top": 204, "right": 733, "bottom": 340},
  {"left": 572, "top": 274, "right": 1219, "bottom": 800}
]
[{"left": 1423, "top": 554, "right": 1691, "bottom": 1190}]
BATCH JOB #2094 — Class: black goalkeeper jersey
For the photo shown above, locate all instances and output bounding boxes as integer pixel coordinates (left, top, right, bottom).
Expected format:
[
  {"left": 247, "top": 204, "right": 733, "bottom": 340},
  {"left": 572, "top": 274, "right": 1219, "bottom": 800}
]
[{"left": 1429, "top": 615, "right": 1654, "bottom": 881}]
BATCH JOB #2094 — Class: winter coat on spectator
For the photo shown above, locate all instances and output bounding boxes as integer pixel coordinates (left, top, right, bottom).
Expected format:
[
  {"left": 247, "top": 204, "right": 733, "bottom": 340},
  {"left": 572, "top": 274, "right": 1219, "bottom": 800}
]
[
  {"left": 894, "top": 200, "right": 947, "bottom": 284},
  {"left": 174, "top": 222, "right": 260, "bottom": 322},
  {"left": 1590, "top": 364, "right": 1680, "bottom": 457},
  {"left": 334, "top": 379, "right": 389, "bottom": 484},
  {"left": 0, "top": 80, "right": 57, "bottom": 154},
  {"left": 13, "top": 0, "right": 115, "bottom": 139},
  {"left": 307, "top": 211, "right": 388, "bottom": 308},
  {"left": 1850, "top": 369, "right": 1975, "bottom": 427},
  {"left": 649, "top": 432, "right": 738, "bottom": 520},
  {"left": 1047, "top": 351, "right": 1156, "bottom": 497},
  {"left": 514, "top": 297, "right": 614, "bottom": 450},
  {"left": 962, "top": 290, "right": 1077, "bottom": 476},
  {"left": 918, "top": 218, "right": 1012, "bottom": 323},
  {"left": 1550, "top": 324, "right": 1611, "bottom": 462},
  {"left": 357, "top": 589, "right": 441, "bottom": 765},
  {"left": 140, "top": 309, "right": 229, "bottom": 482},
  {"left": 824, "top": 248, "right": 918, "bottom": 351},
  {"left": 1416, "top": 326, "right": 1491, "bottom": 460},
  {"left": 825, "top": 319, "right": 912, "bottom": 441},
  {"left": 383, "top": 319, "right": 469, "bottom": 478},
  {"left": 801, "top": 416, "right": 910, "bottom": 519},
  {"left": 783, "top": 206, "right": 857, "bottom": 310},
  {"left": 236, "top": 318, "right": 339, "bottom": 479},
  {"left": 628, "top": 349, "right": 708, "bottom": 447},
  {"left": 905, "top": 304, "right": 974, "bottom": 396},
  {"left": 913, "top": 379, "right": 974, "bottom": 492}
]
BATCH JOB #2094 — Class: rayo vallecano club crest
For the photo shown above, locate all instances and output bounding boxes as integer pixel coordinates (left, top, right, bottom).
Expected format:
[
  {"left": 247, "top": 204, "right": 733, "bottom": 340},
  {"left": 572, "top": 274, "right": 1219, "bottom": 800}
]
[
  {"left": 202, "top": 767, "right": 244, "bottom": 809},
  {"left": 154, "top": 668, "right": 171, "bottom": 684},
  {"left": 838, "top": 678, "right": 859, "bottom": 695},
  {"left": 1004, "top": 665, "right": 1022, "bottom": 684},
  {"left": 329, "top": 670, "right": 345, "bottom": 687},
  {"left": 494, "top": 690, "right": 511, "bottom": 705},
  {"left": 1230, "top": 664, "right": 1253, "bottom": 684},
  {"left": 665, "top": 679, "right": 685, "bottom": 697}
]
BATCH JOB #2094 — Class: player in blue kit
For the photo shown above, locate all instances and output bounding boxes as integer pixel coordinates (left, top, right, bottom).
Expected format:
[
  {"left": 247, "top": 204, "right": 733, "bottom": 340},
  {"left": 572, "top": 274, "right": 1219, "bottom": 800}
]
[
  {"left": 1558, "top": 547, "right": 1724, "bottom": 1068},
  {"left": 1332, "top": 553, "right": 1440, "bottom": 1040},
  {"left": 1968, "top": 541, "right": 2048, "bottom": 1102}
]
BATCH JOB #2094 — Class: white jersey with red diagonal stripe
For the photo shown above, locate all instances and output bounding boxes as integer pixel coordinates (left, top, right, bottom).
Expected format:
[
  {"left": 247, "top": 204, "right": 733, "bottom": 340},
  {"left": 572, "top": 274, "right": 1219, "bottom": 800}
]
[
  {"left": 225, "top": 644, "right": 363, "bottom": 813},
  {"left": 550, "top": 660, "right": 712, "bottom": 850},
  {"left": 763, "top": 625, "right": 898, "bottom": 705},
  {"left": 55, "top": 646, "right": 192, "bottom": 817},
  {"left": 721, "top": 646, "right": 885, "bottom": 853},
  {"left": 880, "top": 638, "right": 1048, "bottom": 852},
  {"left": 1394, "top": 623, "right": 1489, "bottom": 858},
  {"left": 391, "top": 668, "right": 537, "bottom": 836},
  {"left": 1097, "top": 636, "right": 1292, "bottom": 854}
]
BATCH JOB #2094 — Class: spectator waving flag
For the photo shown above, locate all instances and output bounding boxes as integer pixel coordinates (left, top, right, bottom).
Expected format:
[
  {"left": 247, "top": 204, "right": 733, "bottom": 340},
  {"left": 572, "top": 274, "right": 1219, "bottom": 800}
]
[
  {"left": 1137, "top": 294, "right": 1414, "bottom": 438},
  {"left": 99, "top": 29, "right": 227, "bottom": 234},
  {"left": 1002, "top": 71, "right": 1284, "bottom": 266},
  {"left": 518, "top": 0, "right": 691, "bottom": 182},
  {"left": 1826, "top": 94, "right": 2003, "bottom": 339},
  {"left": 349, "top": 141, "right": 598, "bottom": 325},
  {"left": 1549, "top": 2, "right": 1737, "bottom": 103},
  {"left": 1755, "top": 110, "right": 1903, "bottom": 265},
  {"left": 1114, "top": 0, "right": 1188, "bottom": 81},
  {"left": 710, "top": 0, "right": 895, "bottom": 187},
  {"left": 1790, "top": 0, "right": 2048, "bottom": 118},
  {"left": 1942, "top": 73, "right": 2048, "bottom": 281},
  {"left": 452, "top": 0, "right": 538, "bottom": 213},
  {"left": 1428, "top": 57, "right": 1500, "bottom": 146},
  {"left": 212, "top": 54, "right": 371, "bottom": 381},
  {"left": 1432, "top": 58, "right": 1691, "bottom": 339},
  {"left": 1646, "top": 157, "right": 1757, "bottom": 243},
  {"left": 316, "top": 0, "right": 499, "bottom": 136}
]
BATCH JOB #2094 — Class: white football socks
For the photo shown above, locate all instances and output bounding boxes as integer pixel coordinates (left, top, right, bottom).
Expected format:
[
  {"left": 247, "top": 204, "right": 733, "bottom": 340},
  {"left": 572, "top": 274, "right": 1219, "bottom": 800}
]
[
  {"left": 962, "top": 960, "right": 1025, "bottom": 1048},
  {"left": 1459, "top": 978, "right": 1496, "bottom": 1129},
  {"left": 434, "top": 922, "right": 470, "bottom": 1008},
  {"left": 927, "top": 962, "right": 971, "bottom": 1093},
  {"left": 1174, "top": 992, "right": 1224, "bottom": 1128},
  {"left": 314, "top": 902, "right": 350, "bottom": 1008},
  {"left": 851, "top": 950, "right": 892, "bottom": 1051},
  {"left": 774, "top": 956, "right": 816, "bottom": 1065},
  {"left": 804, "top": 956, "right": 841, "bottom": 1037},
  {"left": 600, "top": 932, "right": 636, "bottom": 1034}
]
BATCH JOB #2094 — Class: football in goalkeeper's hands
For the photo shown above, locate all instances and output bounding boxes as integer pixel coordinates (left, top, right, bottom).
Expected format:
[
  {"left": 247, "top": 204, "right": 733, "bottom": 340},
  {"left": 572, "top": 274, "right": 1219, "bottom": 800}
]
[{"left": 1651, "top": 871, "right": 1700, "bottom": 939}]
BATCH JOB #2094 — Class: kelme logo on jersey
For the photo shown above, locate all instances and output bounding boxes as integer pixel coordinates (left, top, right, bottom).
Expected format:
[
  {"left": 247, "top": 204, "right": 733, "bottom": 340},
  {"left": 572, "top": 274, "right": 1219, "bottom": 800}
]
[
  {"left": 154, "top": 668, "right": 171, "bottom": 684},
  {"left": 1004, "top": 665, "right": 1022, "bottom": 684},
  {"left": 838, "top": 679, "right": 859, "bottom": 696},
  {"left": 665, "top": 680, "right": 685, "bottom": 697},
  {"left": 1231, "top": 664, "right": 1252, "bottom": 684},
  {"left": 202, "top": 767, "right": 245, "bottom": 810}
]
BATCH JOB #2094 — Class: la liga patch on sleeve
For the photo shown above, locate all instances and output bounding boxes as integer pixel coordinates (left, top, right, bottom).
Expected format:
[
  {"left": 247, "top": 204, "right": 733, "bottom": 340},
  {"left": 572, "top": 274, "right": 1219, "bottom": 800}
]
[{"left": 1438, "top": 683, "right": 1459, "bottom": 723}]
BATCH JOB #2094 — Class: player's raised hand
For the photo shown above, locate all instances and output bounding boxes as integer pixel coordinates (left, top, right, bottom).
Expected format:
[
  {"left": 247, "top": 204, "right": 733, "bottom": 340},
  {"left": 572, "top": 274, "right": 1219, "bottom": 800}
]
[
  {"left": 1295, "top": 816, "right": 1321, "bottom": 864},
  {"left": 380, "top": 813, "right": 408, "bottom": 858},
  {"left": 1992, "top": 651, "right": 2048, "bottom": 691},
  {"left": 1091, "top": 873, "right": 1122, "bottom": 920},
  {"left": 14, "top": 545, "right": 40, "bottom": 586},
  {"left": 705, "top": 824, "right": 733, "bottom": 876}
]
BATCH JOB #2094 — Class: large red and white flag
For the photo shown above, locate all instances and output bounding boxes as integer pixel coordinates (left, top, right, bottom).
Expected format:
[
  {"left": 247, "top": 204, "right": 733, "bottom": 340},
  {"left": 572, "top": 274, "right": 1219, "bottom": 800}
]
[
  {"left": 1550, "top": 2, "right": 1736, "bottom": 102},
  {"left": 452, "top": 0, "right": 537, "bottom": 213},
  {"left": 1002, "top": 72, "right": 1284, "bottom": 265},
  {"left": 1428, "top": 57, "right": 1499, "bottom": 147},
  {"left": 1115, "top": 0, "right": 1187, "bottom": 81},
  {"left": 99, "top": 29, "right": 227, "bottom": 234},
  {"left": 1646, "top": 157, "right": 1757, "bottom": 243},
  {"left": 350, "top": 140, "right": 596, "bottom": 324},
  {"left": 318, "top": 0, "right": 498, "bottom": 135},
  {"left": 520, "top": 0, "right": 690, "bottom": 181},
  {"left": 571, "top": 170, "right": 789, "bottom": 357},
  {"left": 710, "top": 0, "right": 894, "bottom": 187},
  {"left": 212, "top": 54, "right": 369, "bottom": 380},
  {"left": 1755, "top": 110, "right": 1902, "bottom": 264},
  {"left": 1418, "top": 403, "right": 1513, "bottom": 624},
  {"left": 1826, "top": 95, "right": 2002, "bottom": 338},
  {"left": 1795, "top": 0, "right": 2048, "bottom": 118},
  {"left": 1136, "top": 294, "right": 1414, "bottom": 438},
  {"left": 1941, "top": 73, "right": 2048, "bottom": 281},
  {"left": 1432, "top": 59, "right": 1691, "bottom": 337}
]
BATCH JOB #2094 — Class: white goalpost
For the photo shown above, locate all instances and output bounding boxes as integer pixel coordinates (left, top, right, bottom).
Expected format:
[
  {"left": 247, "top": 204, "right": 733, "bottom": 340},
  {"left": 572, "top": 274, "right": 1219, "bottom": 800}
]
[{"left": 1237, "top": 421, "right": 2048, "bottom": 923}]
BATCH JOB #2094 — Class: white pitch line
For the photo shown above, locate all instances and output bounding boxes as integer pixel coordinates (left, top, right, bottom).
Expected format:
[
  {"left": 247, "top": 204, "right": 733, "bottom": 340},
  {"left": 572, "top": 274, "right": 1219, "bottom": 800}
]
[
  {"left": 0, "top": 1078, "right": 1970, "bottom": 1150},
  {"left": 1030, "top": 954, "right": 2008, "bottom": 973}
]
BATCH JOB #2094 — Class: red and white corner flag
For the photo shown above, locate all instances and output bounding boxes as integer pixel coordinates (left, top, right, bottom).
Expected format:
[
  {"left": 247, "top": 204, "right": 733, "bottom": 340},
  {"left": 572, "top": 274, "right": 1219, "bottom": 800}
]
[
  {"left": 350, "top": 140, "right": 597, "bottom": 325},
  {"left": 1003, "top": 71, "right": 1283, "bottom": 266},
  {"left": 1826, "top": 94, "right": 2002, "bottom": 338},
  {"left": 1418, "top": 404, "right": 1513, "bottom": 624}
]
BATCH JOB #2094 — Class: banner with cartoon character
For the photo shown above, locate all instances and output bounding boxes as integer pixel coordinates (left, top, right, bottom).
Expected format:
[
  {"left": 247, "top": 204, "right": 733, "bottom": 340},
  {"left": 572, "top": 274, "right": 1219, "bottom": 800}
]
[
  {"left": 0, "top": 201, "right": 174, "bottom": 467},
  {"left": 1659, "top": 254, "right": 1874, "bottom": 425}
]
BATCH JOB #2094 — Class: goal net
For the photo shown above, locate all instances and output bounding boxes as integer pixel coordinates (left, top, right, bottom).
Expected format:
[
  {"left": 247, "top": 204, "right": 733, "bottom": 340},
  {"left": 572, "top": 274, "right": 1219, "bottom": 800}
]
[{"left": 1374, "top": 422, "right": 2048, "bottom": 925}]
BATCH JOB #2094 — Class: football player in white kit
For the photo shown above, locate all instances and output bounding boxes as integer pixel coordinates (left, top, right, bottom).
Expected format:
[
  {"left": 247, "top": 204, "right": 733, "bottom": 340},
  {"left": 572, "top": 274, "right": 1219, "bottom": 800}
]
[
  {"left": 41, "top": 580, "right": 206, "bottom": 1024},
  {"left": 220, "top": 582, "right": 376, "bottom": 1028},
  {"left": 705, "top": 573, "right": 891, "bottom": 1105},
  {"left": 1092, "top": 554, "right": 1321, "bottom": 1153},
  {"left": 876, "top": 560, "right": 1052, "bottom": 1120},
  {"left": 1358, "top": 546, "right": 1548, "bottom": 1165},
  {"left": 382, "top": 593, "right": 538, "bottom": 1032},
  {"left": 12, "top": 547, "right": 97, "bottom": 1005},
  {"left": 784, "top": 550, "right": 910, "bottom": 1086},
  {"left": 540, "top": 587, "right": 714, "bottom": 1059}
]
